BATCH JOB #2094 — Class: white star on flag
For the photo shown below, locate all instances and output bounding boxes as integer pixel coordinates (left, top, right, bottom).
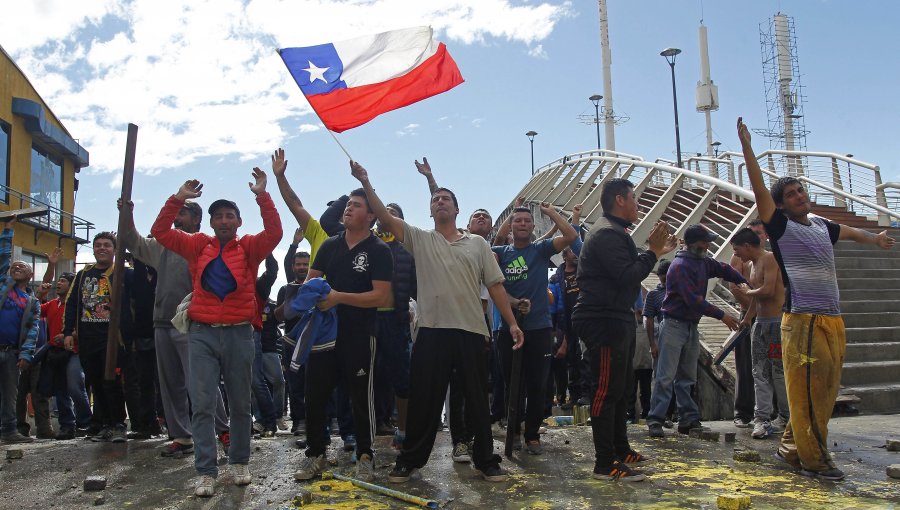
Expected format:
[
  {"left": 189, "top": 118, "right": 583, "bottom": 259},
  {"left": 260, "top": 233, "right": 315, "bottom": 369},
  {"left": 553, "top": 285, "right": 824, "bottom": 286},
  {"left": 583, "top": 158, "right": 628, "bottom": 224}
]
[{"left": 303, "top": 61, "right": 329, "bottom": 84}]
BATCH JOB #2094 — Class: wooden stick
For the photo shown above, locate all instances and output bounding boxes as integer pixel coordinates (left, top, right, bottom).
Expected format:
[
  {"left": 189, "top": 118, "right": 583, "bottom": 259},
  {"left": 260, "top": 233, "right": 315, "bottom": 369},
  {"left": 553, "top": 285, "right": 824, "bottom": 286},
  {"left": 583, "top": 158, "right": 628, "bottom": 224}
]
[{"left": 104, "top": 123, "right": 137, "bottom": 381}]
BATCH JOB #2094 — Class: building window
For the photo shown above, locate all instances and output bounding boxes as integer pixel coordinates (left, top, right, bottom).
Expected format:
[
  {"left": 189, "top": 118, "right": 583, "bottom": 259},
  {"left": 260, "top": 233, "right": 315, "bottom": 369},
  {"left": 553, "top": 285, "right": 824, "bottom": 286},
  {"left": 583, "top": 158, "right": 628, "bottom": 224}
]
[
  {"left": 30, "top": 144, "right": 63, "bottom": 231},
  {"left": 0, "top": 121, "right": 9, "bottom": 203},
  {"left": 20, "top": 251, "right": 49, "bottom": 295}
]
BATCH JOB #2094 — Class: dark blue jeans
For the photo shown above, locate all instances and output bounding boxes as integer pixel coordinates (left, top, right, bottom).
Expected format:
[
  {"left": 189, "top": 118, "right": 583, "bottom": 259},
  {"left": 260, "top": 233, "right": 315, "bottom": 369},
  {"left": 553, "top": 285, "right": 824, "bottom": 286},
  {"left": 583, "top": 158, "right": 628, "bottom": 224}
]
[
  {"left": 251, "top": 333, "right": 278, "bottom": 430},
  {"left": 374, "top": 311, "right": 411, "bottom": 426}
]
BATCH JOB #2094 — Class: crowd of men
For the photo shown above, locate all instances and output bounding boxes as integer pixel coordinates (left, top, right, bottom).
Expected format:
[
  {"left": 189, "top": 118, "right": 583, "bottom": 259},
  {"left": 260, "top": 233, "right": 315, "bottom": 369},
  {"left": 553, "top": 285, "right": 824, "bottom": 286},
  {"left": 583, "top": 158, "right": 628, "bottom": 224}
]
[{"left": 0, "top": 119, "right": 894, "bottom": 496}]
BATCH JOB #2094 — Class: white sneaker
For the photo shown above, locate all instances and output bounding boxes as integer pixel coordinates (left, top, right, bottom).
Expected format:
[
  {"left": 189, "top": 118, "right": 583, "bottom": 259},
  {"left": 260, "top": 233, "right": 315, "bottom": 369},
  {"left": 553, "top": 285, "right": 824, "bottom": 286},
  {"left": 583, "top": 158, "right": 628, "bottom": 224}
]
[
  {"left": 770, "top": 415, "right": 788, "bottom": 431},
  {"left": 194, "top": 475, "right": 216, "bottom": 497},
  {"left": 751, "top": 419, "right": 771, "bottom": 439},
  {"left": 276, "top": 418, "right": 288, "bottom": 431},
  {"left": 355, "top": 453, "right": 374, "bottom": 482},
  {"left": 231, "top": 464, "right": 252, "bottom": 486},
  {"left": 294, "top": 454, "right": 328, "bottom": 481}
]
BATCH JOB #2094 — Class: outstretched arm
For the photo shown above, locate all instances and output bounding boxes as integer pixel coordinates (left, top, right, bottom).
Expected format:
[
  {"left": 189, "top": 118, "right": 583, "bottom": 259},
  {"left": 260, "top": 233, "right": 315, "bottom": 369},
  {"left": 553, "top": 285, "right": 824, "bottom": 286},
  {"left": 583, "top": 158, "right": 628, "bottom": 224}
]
[
  {"left": 738, "top": 117, "right": 776, "bottom": 223},
  {"left": 838, "top": 225, "right": 896, "bottom": 249},
  {"left": 41, "top": 247, "right": 63, "bottom": 285},
  {"left": 351, "top": 161, "right": 406, "bottom": 243},
  {"left": 415, "top": 157, "right": 439, "bottom": 194},
  {"left": 493, "top": 196, "right": 525, "bottom": 246},
  {"left": 271, "top": 148, "right": 314, "bottom": 230}
]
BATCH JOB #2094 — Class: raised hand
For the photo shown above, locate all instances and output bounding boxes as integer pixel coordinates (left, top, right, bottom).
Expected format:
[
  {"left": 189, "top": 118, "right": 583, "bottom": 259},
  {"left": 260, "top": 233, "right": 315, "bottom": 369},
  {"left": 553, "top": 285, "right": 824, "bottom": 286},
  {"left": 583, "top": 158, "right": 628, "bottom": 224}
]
[
  {"left": 515, "top": 196, "right": 525, "bottom": 208},
  {"left": 539, "top": 202, "right": 554, "bottom": 215},
  {"left": 249, "top": 167, "right": 267, "bottom": 195},
  {"left": 737, "top": 117, "right": 751, "bottom": 146},
  {"left": 116, "top": 198, "right": 134, "bottom": 211},
  {"left": 572, "top": 203, "right": 584, "bottom": 224},
  {"left": 292, "top": 227, "right": 305, "bottom": 245},
  {"left": 414, "top": 157, "right": 432, "bottom": 176},
  {"left": 176, "top": 180, "right": 203, "bottom": 200},
  {"left": 350, "top": 160, "right": 369, "bottom": 183},
  {"left": 647, "top": 221, "right": 674, "bottom": 257},
  {"left": 271, "top": 148, "right": 288, "bottom": 176},
  {"left": 46, "top": 247, "right": 64, "bottom": 265}
]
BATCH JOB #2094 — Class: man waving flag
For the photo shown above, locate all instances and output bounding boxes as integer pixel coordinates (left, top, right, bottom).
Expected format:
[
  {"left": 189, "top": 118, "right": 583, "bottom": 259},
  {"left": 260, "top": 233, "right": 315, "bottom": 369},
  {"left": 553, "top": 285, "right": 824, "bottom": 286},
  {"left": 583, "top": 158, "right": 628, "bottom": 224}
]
[{"left": 279, "top": 26, "right": 464, "bottom": 132}]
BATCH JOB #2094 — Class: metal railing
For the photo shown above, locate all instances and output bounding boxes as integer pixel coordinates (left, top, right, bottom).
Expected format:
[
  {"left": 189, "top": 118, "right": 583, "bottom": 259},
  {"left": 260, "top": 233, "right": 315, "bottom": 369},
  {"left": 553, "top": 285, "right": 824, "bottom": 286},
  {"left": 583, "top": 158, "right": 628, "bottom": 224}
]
[{"left": 0, "top": 183, "right": 94, "bottom": 243}]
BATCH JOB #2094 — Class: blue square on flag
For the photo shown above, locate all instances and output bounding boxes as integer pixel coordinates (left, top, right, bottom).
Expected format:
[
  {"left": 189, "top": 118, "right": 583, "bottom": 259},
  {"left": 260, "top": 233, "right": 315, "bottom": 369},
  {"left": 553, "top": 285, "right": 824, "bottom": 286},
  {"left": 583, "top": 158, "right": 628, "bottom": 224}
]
[{"left": 279, "top": 44, "right": 347, "bottom": 95}]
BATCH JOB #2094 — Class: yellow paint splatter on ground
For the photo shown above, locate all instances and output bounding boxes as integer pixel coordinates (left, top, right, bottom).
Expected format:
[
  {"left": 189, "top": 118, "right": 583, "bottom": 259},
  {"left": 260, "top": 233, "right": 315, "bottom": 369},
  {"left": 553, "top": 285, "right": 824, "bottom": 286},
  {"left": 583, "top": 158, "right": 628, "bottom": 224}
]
[{"left": 277, "top": 479, "right": 420, "bottom": 510}]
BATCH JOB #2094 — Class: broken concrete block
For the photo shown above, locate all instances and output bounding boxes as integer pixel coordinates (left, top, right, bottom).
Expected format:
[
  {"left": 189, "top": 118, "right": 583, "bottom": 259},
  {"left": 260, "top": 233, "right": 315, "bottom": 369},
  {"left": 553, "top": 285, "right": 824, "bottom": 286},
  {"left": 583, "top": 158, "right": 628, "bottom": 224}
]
[
  {"left": 83, "top": 476, "right": 107, "bottom": 491},
  {"left": 6, "top": 449, "right": 23, "bottom": 460},
  {"left": 887, "top": 439, "right": 900, "bottom": 452},
  {"left": 716, "top": 493, "right": 751, "bottom": 510},
  {"left": 733, "top": 449, "right": 760, "bottom": 462},
  {"left": 724, "top": 432, "right": 737, "bottom": 443},
  {"left": 701, "top": 431, "right": 721, "bottom": 442},
  {"left": 888, "top": 464, "right": 900, "bottom": 479},
  {"left": 93, "top": 496, "right": 105, "bottom": 506},
  {"left": 292, "top": 489, "right": 312, "bottom": 506}
]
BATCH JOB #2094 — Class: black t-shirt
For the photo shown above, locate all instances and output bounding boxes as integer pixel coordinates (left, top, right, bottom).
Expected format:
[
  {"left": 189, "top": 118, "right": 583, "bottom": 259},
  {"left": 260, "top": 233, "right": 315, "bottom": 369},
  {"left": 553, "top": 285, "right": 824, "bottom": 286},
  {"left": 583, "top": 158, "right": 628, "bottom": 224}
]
[
  {"left": 311, "top": 232, "right": 393, "bottom": 332},
  {"left": 277, "top": 283, "right": 302, "bottom": 334},
  {"left": 260, "top": 299, "right": 281, "bottom": 353}
]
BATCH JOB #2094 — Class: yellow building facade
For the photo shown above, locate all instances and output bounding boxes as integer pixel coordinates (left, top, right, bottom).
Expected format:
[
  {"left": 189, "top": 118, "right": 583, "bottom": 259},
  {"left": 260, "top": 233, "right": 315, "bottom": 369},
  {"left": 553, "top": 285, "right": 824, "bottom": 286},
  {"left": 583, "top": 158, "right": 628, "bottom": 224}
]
[{"left": 0, "top": 45, "right": 93, "bottom": 287}]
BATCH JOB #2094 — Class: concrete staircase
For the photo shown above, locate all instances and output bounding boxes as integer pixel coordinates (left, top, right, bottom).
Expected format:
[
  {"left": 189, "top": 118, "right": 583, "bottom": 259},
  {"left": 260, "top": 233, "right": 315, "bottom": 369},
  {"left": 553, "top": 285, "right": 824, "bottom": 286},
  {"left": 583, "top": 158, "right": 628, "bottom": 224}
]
[{"left": 813, "top": 204, "right": 900, "bottom": 413}]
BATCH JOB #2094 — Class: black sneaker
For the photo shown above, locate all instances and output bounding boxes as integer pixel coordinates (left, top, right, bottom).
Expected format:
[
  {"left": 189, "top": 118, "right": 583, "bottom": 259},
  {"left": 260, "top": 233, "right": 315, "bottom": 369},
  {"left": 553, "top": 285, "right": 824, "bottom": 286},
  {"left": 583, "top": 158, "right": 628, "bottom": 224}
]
[
  {"left": 621, "top": 451, "right": 651, "bottom": 466},
  {"left": 376, "top": 422, "right": 396, "bottom": 436},
  {"left": 576, "top": 397, "right": 590, "bottom": 406},
  {"left": 75, "top": 427, "right": 91, "bottom": 438},
  {"left": 677, "top": 421, "right": 707, "bottom": 435},
  {"left": 110, "top": 424, "right": 128, "bottom": 443},
  {"left": 127, "top": 430, "right": 151, "bottom": 440},
  {"left": 55, "top": 428, "right": 76, "bottom": 440},
  {"left": 475, "top": 464, "right": 509, "bottom": 482},
  {"left": 800, "top": 467, "right": 845, "bottom": 481},
  {"left": 388, "top": 463, "right": 416, "bottom": 483},
  {"left": 84, "top": 424, "right": 104, "bottom": 438},
  {"left": 593, "top": 460, "right": 647, "bottom": 482},
  {"left": 2, "top": 432, "right": 35, "bottom": 444},
  {"left": 90, "top": 428, "right": 112, "bottom": 442},
  {"left": 648, "top": 423, "right": 665, "bottom": 438},
  {"left": 161, "top": 441, "right": 194, "bottom": 457}
]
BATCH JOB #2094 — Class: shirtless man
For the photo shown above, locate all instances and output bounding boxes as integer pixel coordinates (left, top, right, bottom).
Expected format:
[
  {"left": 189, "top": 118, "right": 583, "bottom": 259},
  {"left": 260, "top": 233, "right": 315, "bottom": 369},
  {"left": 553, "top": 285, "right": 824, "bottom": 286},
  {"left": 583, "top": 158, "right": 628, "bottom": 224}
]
[{"left": 727, "top": 219, "right": 766, "bottom": 428}]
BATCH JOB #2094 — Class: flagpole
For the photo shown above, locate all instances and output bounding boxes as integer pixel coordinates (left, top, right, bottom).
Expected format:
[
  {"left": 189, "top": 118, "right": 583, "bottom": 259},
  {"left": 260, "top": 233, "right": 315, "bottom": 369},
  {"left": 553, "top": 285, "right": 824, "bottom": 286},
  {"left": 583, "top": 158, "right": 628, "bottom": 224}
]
[{"left": 324, "top": 127, "right": 353, "bottom": 161}]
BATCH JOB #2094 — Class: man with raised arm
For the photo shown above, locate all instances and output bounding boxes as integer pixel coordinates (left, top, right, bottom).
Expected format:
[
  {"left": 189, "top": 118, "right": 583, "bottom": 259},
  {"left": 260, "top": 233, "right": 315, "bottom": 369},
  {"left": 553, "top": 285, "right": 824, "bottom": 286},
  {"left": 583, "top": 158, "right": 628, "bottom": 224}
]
[
  {"left": 493, "top": 202, "right": 577, "bottom": 455},
  {"left": 350, "top": 160, "right": 524, "bottom": 483},
  {"left": 151, "top": 164, "right": 282, "bottom": 497},
  {"left": 738, "top": 117, "right": 894, "bottom": 480},
  {"left": 119, "top": 196, "right": 231, "bottom": 458},
  {"left": 572, "top": 178, "right": 677, "bottom": 482},
  {"left": 730, "top": 227, "right": 789, "bottom": 440}
]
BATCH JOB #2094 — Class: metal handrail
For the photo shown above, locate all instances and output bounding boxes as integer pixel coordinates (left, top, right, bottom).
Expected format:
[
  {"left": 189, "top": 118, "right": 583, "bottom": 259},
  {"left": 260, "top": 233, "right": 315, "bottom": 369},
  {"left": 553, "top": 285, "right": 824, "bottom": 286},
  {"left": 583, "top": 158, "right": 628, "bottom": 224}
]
[{"left": 0, "top": 183, "right": 94, "bottom": 243}]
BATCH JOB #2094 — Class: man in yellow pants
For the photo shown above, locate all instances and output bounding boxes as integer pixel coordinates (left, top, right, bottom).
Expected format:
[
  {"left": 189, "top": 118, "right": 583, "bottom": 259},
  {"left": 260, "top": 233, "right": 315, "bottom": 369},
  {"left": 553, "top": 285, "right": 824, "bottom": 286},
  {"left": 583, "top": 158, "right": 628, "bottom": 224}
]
[{"left": 738, "top": 118, "right": 895, "bottom": 480}]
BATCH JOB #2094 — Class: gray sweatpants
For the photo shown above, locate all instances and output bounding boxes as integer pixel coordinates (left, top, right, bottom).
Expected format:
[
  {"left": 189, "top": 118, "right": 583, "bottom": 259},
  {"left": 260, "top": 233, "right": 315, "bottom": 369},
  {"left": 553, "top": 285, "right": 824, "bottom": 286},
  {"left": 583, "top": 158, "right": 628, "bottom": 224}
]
[
  {"left": 750, "top": 317, "right": 789, "bottom": 421},
  {"left": 155, "top": 327, "right": 229, "bottom": 441}
]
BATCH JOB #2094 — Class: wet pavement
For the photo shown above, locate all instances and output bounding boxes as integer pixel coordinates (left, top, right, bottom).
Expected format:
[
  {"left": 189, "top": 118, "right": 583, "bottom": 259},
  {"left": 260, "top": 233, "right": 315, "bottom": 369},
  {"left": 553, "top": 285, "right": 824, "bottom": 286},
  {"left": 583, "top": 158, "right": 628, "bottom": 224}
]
[{"left": 2, "top": 415, "right": 899, "bottom": 509}]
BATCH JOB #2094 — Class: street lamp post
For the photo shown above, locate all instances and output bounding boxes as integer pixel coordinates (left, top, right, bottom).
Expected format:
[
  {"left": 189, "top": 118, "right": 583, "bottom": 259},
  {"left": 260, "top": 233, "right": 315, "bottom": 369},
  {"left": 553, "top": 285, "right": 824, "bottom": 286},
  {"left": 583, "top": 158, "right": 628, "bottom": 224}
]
[
  {"left": 526, "top": 131, "right": 538, "bottom": 175},
  {"left": 589, "top": 94, "right": 603, "bottom": 152},
  {"left": 846, "top": 153, "right": 854, "bottom": 212},
  {"left": 660, "top": 47, "right": 683, "bottom": 168},
  {"left": 711, "top": 140, "right": 722, "bottom": 180}
]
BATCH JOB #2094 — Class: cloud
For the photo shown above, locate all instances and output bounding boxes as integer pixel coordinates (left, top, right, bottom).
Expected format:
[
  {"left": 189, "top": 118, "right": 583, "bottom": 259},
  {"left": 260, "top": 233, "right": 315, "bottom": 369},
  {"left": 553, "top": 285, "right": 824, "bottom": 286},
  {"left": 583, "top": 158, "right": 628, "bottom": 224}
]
[
  {"left": 471, "top": 118, "right": 484, "bottom": 128},
  {"left": 3, "top": 0, "right": 570, "bottom": 176},
  {"left": 395, "top": 123, "right": 421, "bottom": 137},
  {"left": 527, "top": 44, "right": 548, "bottom": 59}
]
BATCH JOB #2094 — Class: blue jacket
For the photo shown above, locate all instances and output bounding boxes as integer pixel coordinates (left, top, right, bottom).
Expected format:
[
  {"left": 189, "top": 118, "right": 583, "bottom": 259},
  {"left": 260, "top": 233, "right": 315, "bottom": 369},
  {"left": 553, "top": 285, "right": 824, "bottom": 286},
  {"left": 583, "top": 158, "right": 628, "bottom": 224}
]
[
  {"left": 0, "top": 228, "right": 39, "bottom": 362},
  {"left": 285, "top": 277, "right": 337, "bottom": 370}
]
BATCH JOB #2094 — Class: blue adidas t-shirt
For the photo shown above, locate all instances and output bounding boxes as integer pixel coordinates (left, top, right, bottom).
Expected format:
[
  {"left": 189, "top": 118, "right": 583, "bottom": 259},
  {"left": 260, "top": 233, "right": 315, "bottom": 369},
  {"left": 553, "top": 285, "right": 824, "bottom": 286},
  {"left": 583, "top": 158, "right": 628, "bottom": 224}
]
[{"left": 492, "top": 239, "right": 556, "bottom": 331}]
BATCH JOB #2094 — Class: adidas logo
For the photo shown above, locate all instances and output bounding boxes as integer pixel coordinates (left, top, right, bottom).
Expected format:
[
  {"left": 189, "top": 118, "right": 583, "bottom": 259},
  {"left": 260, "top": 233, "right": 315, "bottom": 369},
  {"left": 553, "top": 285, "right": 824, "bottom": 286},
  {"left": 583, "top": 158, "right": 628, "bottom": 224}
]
[
  {"left": 505, "top": 256, "right": 529, "bottom": 280},
  {"left": 356, "top": 368, "right": 367, "bottom": 376}
]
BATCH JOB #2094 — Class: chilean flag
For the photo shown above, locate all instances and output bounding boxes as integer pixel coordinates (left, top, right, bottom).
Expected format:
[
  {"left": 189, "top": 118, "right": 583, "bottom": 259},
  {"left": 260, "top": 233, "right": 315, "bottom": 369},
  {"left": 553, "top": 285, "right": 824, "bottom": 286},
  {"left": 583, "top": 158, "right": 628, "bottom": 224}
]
[{"left": 279, "top": 27, "right": 464, "bottom": 133}]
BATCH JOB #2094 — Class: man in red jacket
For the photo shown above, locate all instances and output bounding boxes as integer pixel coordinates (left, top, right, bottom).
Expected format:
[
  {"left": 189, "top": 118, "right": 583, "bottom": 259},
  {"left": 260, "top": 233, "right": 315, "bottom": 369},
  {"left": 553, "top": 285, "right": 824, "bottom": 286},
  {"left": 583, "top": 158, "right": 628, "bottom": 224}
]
[{"left": 151, "top": 164, "right": 282, "bottom": 497}]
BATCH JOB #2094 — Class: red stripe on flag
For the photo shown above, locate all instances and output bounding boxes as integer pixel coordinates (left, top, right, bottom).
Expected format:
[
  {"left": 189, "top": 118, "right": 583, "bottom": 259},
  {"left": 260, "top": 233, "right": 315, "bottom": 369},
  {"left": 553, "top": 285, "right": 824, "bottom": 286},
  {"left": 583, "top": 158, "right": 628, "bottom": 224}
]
[{"left": 307, "top": 42, "right": 464, "bottom": 133}]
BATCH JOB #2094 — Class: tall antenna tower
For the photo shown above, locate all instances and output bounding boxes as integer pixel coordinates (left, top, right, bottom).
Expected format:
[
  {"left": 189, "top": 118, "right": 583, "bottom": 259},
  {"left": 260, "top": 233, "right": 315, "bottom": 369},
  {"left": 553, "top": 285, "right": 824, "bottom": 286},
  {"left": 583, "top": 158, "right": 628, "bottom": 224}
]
[{"left": 755, "top": 13, "right": 809, "bottom": 174}]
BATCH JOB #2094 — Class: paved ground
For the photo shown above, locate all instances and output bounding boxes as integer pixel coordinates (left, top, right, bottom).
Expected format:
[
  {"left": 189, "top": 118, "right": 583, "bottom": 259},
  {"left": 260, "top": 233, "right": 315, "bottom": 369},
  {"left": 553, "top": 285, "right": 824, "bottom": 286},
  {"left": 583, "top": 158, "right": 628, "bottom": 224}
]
[{"left": 2, "top": 415, "right": 899, "bottom": 509}]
